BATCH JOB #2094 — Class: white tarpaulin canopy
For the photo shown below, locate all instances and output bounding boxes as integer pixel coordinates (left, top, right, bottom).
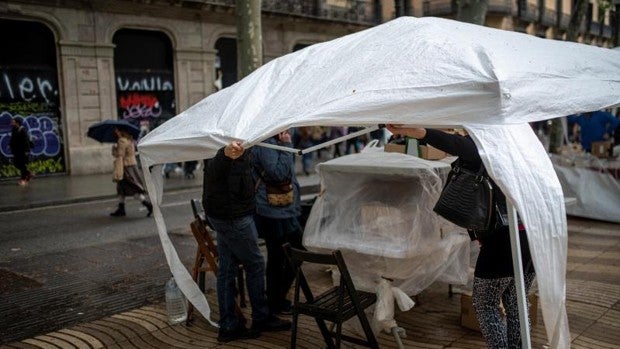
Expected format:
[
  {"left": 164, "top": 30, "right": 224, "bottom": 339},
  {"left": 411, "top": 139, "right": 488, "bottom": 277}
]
[{"left": 138, "top": 16, "right": 620, "bottom": 348}]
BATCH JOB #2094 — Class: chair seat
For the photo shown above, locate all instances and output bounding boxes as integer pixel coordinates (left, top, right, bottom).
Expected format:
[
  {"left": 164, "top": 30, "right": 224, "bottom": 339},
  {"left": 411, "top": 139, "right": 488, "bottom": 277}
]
[{"left": 297, "top": 286, "right": 376, "bottom": 321}]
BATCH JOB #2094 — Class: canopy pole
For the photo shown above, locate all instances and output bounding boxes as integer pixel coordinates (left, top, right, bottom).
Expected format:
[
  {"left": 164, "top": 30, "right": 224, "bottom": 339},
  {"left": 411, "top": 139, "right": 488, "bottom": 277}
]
[
  {"left": 507, "top": 201, "right": 531, "bottom": 349},
  {"left": 256, "top": 125, "right": 381, "bottom": 155},
  {"left": 299, "top": 125, "right": 380, "bottom": 155},
  {"left": 256, "top": 142, "right": 300, "bottom": 153}
]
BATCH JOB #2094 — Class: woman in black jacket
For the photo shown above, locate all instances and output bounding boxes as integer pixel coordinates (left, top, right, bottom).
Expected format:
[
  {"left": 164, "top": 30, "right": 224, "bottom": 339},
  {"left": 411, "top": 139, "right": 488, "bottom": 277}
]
[
  {"left": 10, "top": 117, "right": 33, "bottom": 186},
  {"left": 386, "top": 125, "right": 536, "bottom": 349}
]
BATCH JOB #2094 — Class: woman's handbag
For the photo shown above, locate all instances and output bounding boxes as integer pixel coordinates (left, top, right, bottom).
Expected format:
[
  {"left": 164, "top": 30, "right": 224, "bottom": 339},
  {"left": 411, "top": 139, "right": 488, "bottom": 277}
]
[
  {"left": 264, "top": 181, "right": 294, "bottom": 206},
  {"left": 433, "top": 163, "right": 495, "bottom": 235}
]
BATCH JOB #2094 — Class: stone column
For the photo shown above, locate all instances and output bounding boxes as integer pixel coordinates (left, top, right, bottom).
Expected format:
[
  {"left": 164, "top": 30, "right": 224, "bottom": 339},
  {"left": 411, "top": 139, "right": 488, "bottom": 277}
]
[
  {"left": 175, "top": 48, "right": 218, "bottom": 113},
  {"left": 59, "top": 41, "right": 117, "bottom": 174}
]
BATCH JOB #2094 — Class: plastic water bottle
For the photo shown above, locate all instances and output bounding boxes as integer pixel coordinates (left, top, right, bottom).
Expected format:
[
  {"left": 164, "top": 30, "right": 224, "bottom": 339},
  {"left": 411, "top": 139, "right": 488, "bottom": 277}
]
[{"left": 165, "top": 276, "right": 187, "bottom": 325}]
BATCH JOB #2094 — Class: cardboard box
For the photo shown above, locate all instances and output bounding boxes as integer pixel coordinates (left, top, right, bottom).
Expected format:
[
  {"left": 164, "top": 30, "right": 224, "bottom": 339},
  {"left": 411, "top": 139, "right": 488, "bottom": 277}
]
[
  {"left": 384, "top": 143, "right": 406, "bottom": 154},
  {"left": 460, "top": 292, "right": 538, "bottom": 331},
  {"left": 419, "top": 144, "right": 448, "bottom": 160},
  {"left": 591, "top": 141, "right": 612, "bottom": 158},
  {"left": 384, "top": 138, "right": 419, "bottom": 156}
]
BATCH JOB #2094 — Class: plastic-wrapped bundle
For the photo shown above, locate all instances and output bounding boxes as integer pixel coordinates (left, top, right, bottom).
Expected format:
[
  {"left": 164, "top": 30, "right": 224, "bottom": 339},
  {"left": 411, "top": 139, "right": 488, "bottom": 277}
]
[{"left": 303, "top": 151, "right": 470, "bottom": 295}]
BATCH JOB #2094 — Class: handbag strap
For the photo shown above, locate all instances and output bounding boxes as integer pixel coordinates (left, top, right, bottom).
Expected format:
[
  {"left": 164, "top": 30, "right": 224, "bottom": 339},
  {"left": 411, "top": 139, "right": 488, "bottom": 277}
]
[{"left": 451, "top": 159, "right": 488, "bottom": 181}]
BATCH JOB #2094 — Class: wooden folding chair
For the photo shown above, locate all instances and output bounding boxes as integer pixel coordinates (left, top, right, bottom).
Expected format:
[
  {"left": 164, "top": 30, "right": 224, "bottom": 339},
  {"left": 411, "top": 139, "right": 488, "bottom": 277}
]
[
  {"left": 186, "top": 199, "right": 246, "bottom": 325},
  {"left": 283, "top": 243, "right": 379, "bottom": 349}
]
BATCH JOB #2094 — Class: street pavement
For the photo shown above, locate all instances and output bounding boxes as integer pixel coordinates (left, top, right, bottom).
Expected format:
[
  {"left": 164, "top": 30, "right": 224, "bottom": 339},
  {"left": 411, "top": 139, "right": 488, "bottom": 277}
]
[
  {"left": 0, "top": 158, "right": 618, "bottom": 348},
  {"left": 0, "top": 163, "right": 321, "bottom": 213}
]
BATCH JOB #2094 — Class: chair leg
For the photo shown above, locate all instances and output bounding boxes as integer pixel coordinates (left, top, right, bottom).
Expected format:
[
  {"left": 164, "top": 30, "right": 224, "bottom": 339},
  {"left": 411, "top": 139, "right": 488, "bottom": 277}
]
[
  {"left": 237, "top": 267, "right": 247, "bottom": 308},
  {"left": 291, "top": 311, "right": 299, "bottom": 349},
  {"left": 335, "top": 320, "right": 343, "bottom": 349},
  {"left": 198, "top": 271, "right": 206, "bottom": 292},
  {"left": 356, "top": 307, "right": 379, "bottom": 349},
  {"left": 315, "top": 318, "right": 336, "bottom": 349},
  {"left": 187, "top": 251, "right": 203, "bottom": 325}
]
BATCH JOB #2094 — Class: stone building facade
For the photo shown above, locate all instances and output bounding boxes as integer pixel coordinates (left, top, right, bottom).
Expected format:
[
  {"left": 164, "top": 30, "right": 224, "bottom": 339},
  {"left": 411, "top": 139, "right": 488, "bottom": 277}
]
[
  {"left": 0, "top": 0, "right": 615, "bottom": 178},
  {"left": 0, "top": 0, "right": 378, "bottom": 177}
]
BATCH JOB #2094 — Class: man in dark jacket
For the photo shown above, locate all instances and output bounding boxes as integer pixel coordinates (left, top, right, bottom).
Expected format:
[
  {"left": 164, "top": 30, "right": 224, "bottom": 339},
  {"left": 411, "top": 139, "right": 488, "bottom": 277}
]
[
  {"left": 9, "top": 117, "right": 33, "bottom": 186},
  {"left": 202, "top": 141, "right": 290, "bottom": 343}
]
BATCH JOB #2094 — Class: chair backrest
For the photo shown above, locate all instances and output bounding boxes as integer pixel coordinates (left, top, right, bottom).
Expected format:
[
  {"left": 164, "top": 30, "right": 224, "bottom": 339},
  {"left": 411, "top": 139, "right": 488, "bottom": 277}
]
[
  {"left": 283, "top": 243, "right": 357, "bottom": 306},
  {"left": 190, "top": 198, "right": 206, "bottom": 221},
  {"left": 191, "top": 198, "right": 216, "bottom": 230},
  {"left": 284, "top": 243, "right": 379, "bottom": 349}
]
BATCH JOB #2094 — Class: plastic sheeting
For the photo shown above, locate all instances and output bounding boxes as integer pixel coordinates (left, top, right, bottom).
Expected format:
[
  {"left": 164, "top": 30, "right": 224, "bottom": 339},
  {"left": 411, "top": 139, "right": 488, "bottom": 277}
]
[
  {"left": 304, "top": 152, "right": 470, "bottom": 295},
  {"left": 137, "top": 16, "right": 620, "bottom": 348},
  {"left": 552, "top": 154, "right": 620, "bottom": 223}
]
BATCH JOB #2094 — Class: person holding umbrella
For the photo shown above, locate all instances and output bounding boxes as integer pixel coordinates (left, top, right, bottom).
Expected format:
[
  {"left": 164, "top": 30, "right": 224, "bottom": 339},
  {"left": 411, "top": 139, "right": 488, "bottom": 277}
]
[
  {"left": 110, "top": 126, "right": 153, "bottom": 217},
  {"left": 87, "top": 119, "right": 153, "bottom": 217}
]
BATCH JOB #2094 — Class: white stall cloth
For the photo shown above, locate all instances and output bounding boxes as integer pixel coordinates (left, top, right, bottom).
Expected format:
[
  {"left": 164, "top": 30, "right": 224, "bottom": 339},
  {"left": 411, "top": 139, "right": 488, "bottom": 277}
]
[
  {"left": 304, "top": 151, "right": 470, "bottom": 294},
  {"left": 551, "top": 155, "right": 620, "bottom": 223}
]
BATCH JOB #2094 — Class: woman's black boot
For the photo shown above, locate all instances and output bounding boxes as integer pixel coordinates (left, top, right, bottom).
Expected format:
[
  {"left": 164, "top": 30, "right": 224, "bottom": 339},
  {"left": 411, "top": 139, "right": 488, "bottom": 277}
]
[
  {"left": 110, "top": 203, "right": 126, "bottom": 217},
  {"left": 142, "top": 200, "right": 153, "bottom": 217}
]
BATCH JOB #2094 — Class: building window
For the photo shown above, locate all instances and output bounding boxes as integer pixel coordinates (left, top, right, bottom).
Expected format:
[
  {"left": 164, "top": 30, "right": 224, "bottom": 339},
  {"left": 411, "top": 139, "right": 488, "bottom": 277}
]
[
  {"left": 0, "top": 19, "right": 65, "bottom": 178},
  {"left": 113, "top": 29, "right": 175, "bottom": 137}
]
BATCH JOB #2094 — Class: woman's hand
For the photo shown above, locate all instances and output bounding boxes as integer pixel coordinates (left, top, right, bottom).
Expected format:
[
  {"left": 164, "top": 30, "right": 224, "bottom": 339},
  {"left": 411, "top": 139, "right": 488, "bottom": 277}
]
[
  {"left": 386, "top": 124, "right": 427, "bottom": 139},
  {"left": 224, "top": 141, "right": 245, "bottom": 159},
  {"left": 278, "top": 130, "right": 292, "bottom": 143}
]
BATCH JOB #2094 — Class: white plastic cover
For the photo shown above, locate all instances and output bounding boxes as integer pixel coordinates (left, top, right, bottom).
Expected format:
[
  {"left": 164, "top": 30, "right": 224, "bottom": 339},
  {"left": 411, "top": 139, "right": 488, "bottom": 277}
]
[
  {"left": 304, "top": 152, "right": 470, "bottom": 295},
  {"left": 552, "top": 154, "right": 620, "bottom": 223},
  {"left": 138, "top": 16, "right": 620, "bottom": 347}
]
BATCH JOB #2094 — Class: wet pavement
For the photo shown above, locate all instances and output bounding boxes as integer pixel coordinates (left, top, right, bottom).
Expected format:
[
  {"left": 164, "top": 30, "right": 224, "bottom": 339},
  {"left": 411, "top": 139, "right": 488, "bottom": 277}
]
[
  {"left": 0, "top": 157, "right": 618, "bottom": 348},
  {"left": 0, "top": 215, "right": 618, "bottom": 348}
]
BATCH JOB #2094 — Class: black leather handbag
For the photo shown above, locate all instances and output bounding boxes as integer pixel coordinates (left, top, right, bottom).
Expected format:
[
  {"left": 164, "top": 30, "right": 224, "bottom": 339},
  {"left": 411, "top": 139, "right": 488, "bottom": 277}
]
[{"left": 433, "top": 163, "right": 495, "bottom": 235}]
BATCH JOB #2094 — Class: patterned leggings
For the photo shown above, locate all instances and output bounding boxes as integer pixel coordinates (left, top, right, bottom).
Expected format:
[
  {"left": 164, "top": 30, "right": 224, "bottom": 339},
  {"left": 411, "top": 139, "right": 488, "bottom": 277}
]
[{"left": 472, "top": 271, "right": 536, "bottom": 349}]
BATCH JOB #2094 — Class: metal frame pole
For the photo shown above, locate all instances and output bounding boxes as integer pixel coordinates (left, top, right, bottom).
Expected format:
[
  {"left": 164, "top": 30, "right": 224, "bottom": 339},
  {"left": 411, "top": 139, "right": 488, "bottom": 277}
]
[{"left": 507, "top": 201, "right": 532, "bottom": 349}]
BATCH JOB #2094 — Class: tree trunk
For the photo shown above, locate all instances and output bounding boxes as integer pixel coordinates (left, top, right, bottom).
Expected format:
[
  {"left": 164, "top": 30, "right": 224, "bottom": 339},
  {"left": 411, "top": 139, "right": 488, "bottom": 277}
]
[
  {"left": 236, "top": 0, "right": 263, "bottom": 80},
  {"left": 615, "top": 4, "right": 620, "bottom": 47},
  {"left": 456, "top": 0, "right": 489, "bottom": 25},
  {"left": 566, "top": 0, "right": 588, "bottom": 42}
]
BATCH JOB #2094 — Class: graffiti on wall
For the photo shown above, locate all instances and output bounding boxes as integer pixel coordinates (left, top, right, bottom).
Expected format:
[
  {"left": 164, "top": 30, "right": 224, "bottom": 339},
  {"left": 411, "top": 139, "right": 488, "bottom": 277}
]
[
  {"left": 0, "top": 68, "right": 65, "bottom": 178},
  {"left": 115, "top": 71, "right": 175, "bottom": 135},
  {"left": 119, "top": 92, "right": 163, "bottom": 120}
]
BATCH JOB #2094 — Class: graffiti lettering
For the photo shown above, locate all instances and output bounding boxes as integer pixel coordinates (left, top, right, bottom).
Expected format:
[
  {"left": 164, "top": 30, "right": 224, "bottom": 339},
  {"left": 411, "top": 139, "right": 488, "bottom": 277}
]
[
  {"left": 0, "top": 70, "right": 59, "bottom": 104},
  {"left": 116, "top": 75, "right": 174, "bottom": 92},
  {"left": 119, "top": 93, "right": 163, "bottom": 119},
  {"left": 0, "top": 102, "right": 49, "bottom": 114},
  {"left": 120, "top": 93, "right": 159, "bottom": 109},
  {"left": 0, "top": 112, "right": 62, "bottom": 158},
  {"left": 0, "top": 157, "right": 64, "bottom": 177}
]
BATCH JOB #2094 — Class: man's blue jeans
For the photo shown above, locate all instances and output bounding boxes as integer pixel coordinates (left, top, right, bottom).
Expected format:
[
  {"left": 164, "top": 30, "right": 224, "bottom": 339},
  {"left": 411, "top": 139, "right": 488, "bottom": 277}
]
[{"left": 207, "top": 214, "right": 270, "bottom": 330}]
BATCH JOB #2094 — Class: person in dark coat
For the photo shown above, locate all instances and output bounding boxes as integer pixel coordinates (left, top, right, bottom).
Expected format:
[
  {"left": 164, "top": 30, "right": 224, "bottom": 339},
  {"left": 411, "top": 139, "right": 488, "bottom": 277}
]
[
  {"left": 387, "top": 125, "right": 536, "bottom": 349},
  {"left": 252, "top": 131, "right": 304, "bottom": 315},
  {"left": 9, "top": 117, "right": 33, "bottom": 186},
  {"left": 202, "top": 141, "right": 291, "bottom": 343}
]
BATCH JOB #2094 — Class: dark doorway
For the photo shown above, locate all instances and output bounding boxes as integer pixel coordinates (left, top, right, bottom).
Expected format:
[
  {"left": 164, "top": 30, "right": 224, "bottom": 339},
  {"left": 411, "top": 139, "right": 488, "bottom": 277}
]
[
  {"left": 0, "top": 19, "right": 65, "bottom": 179},
  {"left": 113, "top": 29, "right": 175, "bottom": 137},
  {"left": 215, "top": 38, "right": 237, "bottom": 89},
  {"left": 293, "top": 43, "right": 312, "bottom": 52}
]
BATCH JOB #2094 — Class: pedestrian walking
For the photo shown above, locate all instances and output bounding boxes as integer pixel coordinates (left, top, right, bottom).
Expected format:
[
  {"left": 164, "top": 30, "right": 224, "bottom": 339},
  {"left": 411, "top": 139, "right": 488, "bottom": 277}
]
[
  {"left": 110, "top": 127, "right": 153, "bottom": 217},
  {"left": 202, "top": 141, "right": 291, "bottom": 343},
  {"left": 9, "top": 117, "right": 33, "bottom": 186}
]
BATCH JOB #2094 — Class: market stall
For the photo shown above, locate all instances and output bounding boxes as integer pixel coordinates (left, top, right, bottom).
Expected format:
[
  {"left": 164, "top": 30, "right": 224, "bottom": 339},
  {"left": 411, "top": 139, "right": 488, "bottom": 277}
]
[
  {"left": 552, "top": 154, "right": 620, "bottom": 223},
  {"left": 137, "top": 16, "right": 620, "bottom": 348}
]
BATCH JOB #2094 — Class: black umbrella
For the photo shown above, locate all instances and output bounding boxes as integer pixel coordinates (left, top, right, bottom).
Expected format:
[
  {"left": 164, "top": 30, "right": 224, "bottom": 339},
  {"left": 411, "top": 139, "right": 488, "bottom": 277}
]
[{"left": 87, "top": 119, "right": 140, "bottom": 143}]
